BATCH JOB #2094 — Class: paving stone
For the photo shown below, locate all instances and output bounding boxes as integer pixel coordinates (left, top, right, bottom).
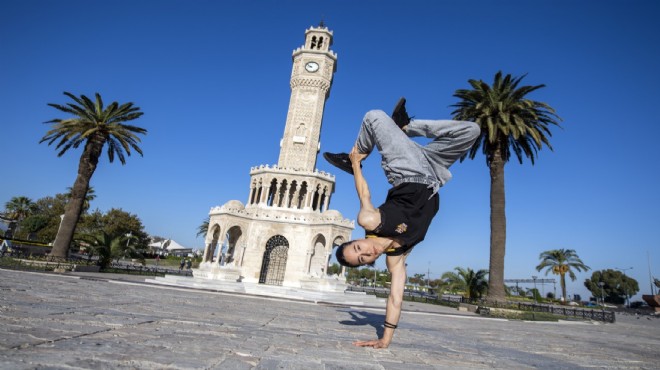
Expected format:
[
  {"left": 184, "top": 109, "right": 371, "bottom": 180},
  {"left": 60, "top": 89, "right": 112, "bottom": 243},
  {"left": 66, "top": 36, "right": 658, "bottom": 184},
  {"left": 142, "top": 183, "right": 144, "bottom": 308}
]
[{"left": 1, "top": 269, "right": 659, "bottom": 369}]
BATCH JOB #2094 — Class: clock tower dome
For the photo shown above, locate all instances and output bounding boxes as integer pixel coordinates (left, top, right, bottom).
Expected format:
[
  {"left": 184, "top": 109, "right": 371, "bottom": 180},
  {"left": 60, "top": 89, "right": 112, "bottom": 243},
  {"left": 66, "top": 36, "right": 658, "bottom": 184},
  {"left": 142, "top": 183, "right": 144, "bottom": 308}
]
[{"left": 278, "top": 23, "right": 337, "bottom": 171}]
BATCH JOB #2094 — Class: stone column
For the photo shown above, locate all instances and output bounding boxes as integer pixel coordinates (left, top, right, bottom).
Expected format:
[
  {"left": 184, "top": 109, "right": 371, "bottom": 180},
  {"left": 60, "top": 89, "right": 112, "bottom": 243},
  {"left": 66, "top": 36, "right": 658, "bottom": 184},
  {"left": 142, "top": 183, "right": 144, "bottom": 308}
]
[
  {"left": 260, "top": 181, "right": 269, "bottom": 204},
  {"left": 322, "top": 189, "right": 330, "bottom": 212}
]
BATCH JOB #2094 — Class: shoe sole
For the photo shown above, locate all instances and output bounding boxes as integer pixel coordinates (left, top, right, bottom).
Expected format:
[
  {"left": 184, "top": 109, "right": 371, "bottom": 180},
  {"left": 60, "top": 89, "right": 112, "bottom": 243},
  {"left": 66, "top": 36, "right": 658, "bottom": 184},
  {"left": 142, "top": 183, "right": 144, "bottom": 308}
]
[{"left": 323, "top": 152, "right": 354, "bottom": 175}]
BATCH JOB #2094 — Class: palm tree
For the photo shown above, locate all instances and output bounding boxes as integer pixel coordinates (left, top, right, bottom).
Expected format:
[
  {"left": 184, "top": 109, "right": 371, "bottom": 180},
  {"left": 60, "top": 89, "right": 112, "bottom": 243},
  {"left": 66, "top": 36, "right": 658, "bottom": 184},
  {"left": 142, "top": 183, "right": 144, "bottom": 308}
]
[
  {"left": 451, "top": 72, "right": 562, "bottom": 301},
  {"left": 196, "top": 217, "right": 209, "bottom": 238},
  {"left": 65, "top": 186, "right": 96, "bottom": 213},
  {"left": 4, "top": 196, "right": 36, "bottom": 238},
  {"left": 442, "top": 267, "right": 489, "bottom": 301},
  {"left": 536, "top": 249, "right": 590, "bottom": 303},
  {"left": 83, "top": 231, "right": 137, "bottom": 269},
  {"left": 40, "top": 92, "right": 146, "bottom": 259},
  {"left": 4, "top": 196, "right": 36, "bottom": 221}
]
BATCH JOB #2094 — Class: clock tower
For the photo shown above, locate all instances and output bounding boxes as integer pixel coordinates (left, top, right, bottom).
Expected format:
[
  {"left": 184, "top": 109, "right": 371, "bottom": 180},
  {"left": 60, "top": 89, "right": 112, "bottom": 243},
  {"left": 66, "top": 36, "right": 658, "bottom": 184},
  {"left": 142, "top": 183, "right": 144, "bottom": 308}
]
[
  {"left": 278, "top": 24, "right": 337, "bottom": 171},
  {"left": 198, "top": 23, "right": 353, "bottom": 290}
]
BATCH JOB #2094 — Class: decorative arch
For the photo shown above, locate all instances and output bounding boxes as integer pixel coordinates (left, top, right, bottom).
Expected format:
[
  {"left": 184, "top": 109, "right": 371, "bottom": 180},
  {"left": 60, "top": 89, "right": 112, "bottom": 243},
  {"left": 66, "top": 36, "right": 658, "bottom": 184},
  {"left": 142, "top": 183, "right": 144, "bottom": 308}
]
[
  {"left": 220, "top": 225, "right": 243, "bottom": 266},
  {"left": 258, "top": 235, "right": 289, "bottom": 286},
  {"left": 308, "top": 234, "right": 327, "bottom": 276},
  {"left": 266, "top": 178, "right": 278, "bottom": 206},
  {"left": 277, "top": 179, "right": 288, "bottom": 207},
  {"left": 203, "top": 224, "right": 221, "bottom": 263},
  {"left": 298, "top": 181, "right": 308, "bottom": 209}
]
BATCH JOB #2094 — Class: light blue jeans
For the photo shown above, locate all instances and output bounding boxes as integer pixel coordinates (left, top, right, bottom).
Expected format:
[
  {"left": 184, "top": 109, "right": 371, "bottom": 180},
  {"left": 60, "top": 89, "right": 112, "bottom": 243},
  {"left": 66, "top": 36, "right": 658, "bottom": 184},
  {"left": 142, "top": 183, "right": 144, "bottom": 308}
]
[{"left": 355, "top": 110, "right": 480, "bottom": 191}]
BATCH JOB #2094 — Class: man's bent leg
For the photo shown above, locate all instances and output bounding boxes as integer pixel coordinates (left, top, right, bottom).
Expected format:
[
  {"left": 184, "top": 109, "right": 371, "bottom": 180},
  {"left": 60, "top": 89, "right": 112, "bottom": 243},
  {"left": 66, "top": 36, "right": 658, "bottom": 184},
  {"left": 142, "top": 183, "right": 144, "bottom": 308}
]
[
  {"left": 413, "top": 119, "right": 480, "bottom": 183},
  {"left": 355, "top": 110, "right": 430, "bottom": 183}
]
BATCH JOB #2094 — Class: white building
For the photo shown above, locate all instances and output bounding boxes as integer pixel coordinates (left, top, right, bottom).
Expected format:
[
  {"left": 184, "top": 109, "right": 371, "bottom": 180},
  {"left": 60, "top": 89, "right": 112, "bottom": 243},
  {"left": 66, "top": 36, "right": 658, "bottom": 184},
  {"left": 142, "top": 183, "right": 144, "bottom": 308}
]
[
  {"left": 149, "top": 239, "right": 194, "bottom": 257},
  {"left": 199, "top": 23, "right": 354, "bottom": 288}
]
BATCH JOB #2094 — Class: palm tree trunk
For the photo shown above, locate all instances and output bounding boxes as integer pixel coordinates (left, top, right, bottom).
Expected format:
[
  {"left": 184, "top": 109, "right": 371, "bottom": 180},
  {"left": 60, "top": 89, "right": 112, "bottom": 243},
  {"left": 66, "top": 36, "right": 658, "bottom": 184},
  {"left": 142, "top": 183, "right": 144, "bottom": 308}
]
[
  {"left": 560, "top": 273, "right": 567, "bottom": 303},
  {"left": 49, "top": 138, "right": 103, "bottom": 259},
  {"left": 487, "top": 146, "right": 507, "bottom": 301}
]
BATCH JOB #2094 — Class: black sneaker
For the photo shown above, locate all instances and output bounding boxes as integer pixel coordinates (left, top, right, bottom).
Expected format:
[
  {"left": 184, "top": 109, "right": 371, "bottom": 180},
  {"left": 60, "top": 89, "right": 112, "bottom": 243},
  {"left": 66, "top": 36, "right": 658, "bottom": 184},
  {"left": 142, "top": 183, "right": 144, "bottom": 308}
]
[
  {"left": 391, "top": 97, "right": 410, "bottom": 129},
  {"left": 323, "top": 152, "right": 356, "bottom": 175}
]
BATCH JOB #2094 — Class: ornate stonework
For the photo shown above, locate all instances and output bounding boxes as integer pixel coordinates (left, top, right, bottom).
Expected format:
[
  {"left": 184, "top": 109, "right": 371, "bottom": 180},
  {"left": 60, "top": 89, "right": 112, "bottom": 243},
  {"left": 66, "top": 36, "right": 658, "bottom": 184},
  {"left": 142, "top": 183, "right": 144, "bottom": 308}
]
[{"left": 199, "top": 24, "right": 353, "bottom": 289}]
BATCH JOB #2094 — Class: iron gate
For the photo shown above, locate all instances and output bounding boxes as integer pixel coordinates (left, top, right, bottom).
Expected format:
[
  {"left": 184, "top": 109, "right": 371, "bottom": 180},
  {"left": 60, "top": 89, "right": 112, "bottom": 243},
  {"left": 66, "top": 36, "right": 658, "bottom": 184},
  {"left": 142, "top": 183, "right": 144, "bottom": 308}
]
[{"left": 258, "top": 235, "right": 289, "bottom": 285}]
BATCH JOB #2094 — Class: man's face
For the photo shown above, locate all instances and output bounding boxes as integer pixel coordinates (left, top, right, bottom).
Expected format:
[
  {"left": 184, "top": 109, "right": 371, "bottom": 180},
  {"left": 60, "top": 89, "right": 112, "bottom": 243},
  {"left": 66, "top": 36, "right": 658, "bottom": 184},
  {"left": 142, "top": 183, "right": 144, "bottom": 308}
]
[{"left": 342, "top": 239, "right": 381, "bottom": 267}]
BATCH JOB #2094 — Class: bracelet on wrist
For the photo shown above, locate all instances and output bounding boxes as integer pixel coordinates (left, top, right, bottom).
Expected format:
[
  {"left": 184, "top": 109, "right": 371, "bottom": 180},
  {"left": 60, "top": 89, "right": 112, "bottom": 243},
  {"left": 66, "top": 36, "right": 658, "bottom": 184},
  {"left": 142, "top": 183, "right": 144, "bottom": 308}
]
[{"left": 383, "top": 320, "right": 398, "bottom": 329}]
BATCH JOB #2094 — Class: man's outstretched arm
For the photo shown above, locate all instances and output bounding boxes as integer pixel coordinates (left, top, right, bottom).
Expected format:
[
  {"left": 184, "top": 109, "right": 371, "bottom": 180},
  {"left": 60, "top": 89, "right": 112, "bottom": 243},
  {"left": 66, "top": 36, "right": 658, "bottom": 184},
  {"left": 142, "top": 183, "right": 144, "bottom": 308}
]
[
  {"left": 349, "top": 145, "right": 380, "bottom": 231},
  {"left": 353, "top": 253, "right": 407, "bottom": 349}
]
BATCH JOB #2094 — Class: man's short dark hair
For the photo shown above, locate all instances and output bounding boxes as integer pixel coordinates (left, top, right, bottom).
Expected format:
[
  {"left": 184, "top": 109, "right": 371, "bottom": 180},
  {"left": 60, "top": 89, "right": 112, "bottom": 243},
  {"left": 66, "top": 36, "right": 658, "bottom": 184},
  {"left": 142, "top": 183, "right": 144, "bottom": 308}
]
[
  {"left": 335, "top": 240, "right": 375, "bottom": 268},
  {"left": 335, "top": 241, "right": 355, "bottom": 267}
]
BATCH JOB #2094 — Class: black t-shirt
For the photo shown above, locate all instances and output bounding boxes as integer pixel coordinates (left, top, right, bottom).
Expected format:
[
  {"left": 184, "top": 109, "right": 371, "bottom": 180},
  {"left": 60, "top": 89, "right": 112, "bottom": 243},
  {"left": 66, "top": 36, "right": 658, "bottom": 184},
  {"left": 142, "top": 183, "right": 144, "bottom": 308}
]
[{"left": 365, "top": 182, "right": 439, "bottom": 256}]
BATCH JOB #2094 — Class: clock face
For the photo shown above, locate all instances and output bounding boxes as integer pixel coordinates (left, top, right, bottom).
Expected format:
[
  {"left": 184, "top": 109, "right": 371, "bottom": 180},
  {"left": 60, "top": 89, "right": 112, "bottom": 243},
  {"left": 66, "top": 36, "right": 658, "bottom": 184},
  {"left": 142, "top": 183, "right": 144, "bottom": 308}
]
[{"left": 305, "top": 62, "right": 319, "bottom": 73}]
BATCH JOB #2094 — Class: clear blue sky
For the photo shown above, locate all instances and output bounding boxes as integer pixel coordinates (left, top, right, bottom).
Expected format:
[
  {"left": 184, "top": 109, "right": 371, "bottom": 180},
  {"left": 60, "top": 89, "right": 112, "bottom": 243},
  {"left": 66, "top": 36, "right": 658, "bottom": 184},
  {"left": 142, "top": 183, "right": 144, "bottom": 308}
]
[{"left": 2, "top": 0, "right": 659, "bottom": 301}]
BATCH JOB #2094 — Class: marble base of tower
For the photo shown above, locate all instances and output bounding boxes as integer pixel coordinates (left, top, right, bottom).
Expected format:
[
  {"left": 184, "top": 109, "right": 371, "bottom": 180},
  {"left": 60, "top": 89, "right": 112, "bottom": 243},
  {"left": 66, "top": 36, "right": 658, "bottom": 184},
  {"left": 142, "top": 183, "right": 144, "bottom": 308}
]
[
  {"left": 193, "top": 261, "right": 348, "bottom": 292},
  {"left": 147, "top": 270, "right": 386, "bottom": 306}
]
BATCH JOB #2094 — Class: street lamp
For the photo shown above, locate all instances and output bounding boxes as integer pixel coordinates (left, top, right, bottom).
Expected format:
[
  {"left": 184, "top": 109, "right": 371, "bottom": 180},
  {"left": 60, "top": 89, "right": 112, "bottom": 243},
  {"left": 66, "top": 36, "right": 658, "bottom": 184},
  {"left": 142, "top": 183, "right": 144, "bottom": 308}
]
[
  {"left": 598, "top": 281, "right": 605, "bottom": 305},
  {"left": 614, "top": 267, "right": 633, "bottom": 307},
  {"left": 532, "top": 275, "right": 538, "bottom": 303},
  {"left": 125, "top": 232, "right": 132, "bottom": 261}
]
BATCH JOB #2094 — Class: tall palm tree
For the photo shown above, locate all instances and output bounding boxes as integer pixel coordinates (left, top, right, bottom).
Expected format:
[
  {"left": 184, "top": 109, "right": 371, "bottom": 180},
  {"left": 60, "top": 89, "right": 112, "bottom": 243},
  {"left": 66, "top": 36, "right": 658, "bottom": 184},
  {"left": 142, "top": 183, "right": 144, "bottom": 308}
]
[
  {"left": 442, "top": 267, "right": 489, "bottom": 301},
  {"left": 536, "top": 249, "right": 590, "bottom": 303},
  {"left": 451, "top": 72, "right": 562, "bottom": 301},
  {"left": 40, "top": 92, "right": 146, "bottom": 259}
]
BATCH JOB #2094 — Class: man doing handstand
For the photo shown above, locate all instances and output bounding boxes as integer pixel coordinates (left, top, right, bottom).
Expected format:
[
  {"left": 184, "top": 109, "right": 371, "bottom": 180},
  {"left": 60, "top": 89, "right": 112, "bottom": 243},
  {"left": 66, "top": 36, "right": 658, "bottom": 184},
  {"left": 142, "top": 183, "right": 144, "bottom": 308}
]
[{"left": 324, "top": 98, "right": 480, "bottom": 349}]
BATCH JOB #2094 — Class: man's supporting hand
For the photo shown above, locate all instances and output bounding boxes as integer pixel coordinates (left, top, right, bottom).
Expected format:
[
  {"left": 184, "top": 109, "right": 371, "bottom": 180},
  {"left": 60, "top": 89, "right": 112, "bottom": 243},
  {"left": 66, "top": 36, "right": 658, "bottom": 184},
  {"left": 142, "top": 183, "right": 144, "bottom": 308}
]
[{"left": 353, "top": 338, "right": 390, "bottom": 349}]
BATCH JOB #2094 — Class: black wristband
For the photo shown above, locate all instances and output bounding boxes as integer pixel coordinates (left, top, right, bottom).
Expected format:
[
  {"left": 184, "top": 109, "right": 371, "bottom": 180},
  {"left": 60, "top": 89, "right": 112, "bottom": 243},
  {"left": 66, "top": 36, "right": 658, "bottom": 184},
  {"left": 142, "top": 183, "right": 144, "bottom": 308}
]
[{"left": 383, "top": 320, "right": 398, "bottom": 329}]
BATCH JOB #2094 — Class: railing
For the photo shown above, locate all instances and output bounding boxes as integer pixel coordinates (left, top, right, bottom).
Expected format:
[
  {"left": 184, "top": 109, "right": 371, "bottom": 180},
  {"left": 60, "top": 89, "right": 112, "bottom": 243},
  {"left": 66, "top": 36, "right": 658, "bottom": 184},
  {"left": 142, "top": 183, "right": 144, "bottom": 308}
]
[
  {"left": 345, "top": 285, "right": 615, "bottom": 323},
  {"left": 0, "top": 256, "right": 193, "bottom": 277},
  {"left": 106, "top": 262, "right": 193, "bottom": 277},
  {"left": 346, "top": 286, "right": 467, "bottom": 307},
  {"left": 484, "top": 301, "right": 616, "bottom": 323},
  {"left": 0, "top": 255, "right": 98, "bottom": 272}
]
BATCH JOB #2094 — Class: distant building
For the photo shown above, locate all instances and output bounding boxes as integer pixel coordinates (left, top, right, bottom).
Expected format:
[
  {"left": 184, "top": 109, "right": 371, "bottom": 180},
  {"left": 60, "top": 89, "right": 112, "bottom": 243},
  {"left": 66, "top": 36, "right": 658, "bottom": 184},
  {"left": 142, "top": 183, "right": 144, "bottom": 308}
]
[{"left": 149, "top": 239, "right": 194, "bottom": 257}]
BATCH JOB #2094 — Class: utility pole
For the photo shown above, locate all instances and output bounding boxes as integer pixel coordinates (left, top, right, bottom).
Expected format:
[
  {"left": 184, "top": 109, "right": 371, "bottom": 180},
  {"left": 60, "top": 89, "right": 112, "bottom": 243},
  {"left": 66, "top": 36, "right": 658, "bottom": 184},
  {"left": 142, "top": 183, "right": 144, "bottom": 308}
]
[
  {"left": 427, "top": 264, "right": 431, "bottom": 291},
  {"left": 615, "top": 267, "right": 633, "bottom": 307}
]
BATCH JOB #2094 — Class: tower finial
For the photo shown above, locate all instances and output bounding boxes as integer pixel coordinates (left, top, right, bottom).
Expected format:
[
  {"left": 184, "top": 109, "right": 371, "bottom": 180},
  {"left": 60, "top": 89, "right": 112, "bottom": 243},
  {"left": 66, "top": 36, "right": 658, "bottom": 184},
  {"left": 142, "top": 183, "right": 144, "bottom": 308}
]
[{"left": 319, "top": 19, "right": 325, "bottom": 28}]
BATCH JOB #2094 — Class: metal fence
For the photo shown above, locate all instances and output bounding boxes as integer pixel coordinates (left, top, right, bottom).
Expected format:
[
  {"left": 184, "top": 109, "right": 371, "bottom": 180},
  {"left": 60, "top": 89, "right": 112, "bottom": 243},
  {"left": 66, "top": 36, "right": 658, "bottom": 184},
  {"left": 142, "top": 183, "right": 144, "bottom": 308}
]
[
  {"left": 0, "top": 256, "right": 193, "bottom": 277},
  {"left": 485, "top": 301, "right": 616, "bottom": 323},
  {"left": 346, "top": 285, "right": 616, "bottom": 323},
  {"left": 106, "top": 262, "right": 193, "bottom": 277}
]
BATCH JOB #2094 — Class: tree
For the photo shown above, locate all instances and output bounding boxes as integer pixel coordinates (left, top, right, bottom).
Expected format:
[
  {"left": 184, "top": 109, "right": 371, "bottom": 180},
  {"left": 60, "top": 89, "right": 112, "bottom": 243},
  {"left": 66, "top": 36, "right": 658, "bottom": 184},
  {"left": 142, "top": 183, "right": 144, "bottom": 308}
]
[
  {"left": 327, "top": 262, "right": 341, "bottom": 276},
  {"left": 4, "top": 196, "right": 36, "bottom": 221},
  {"left": 409, "top": 273, "right": 427, "bottom": 286},
  {"left": 196, "top": 217, "right": 209, "bottom": 238},
  {"left": 19, "top": 194, "right": 69, "bottom": 242},
  {"left": 442, "top": 267, "right": 489, "bottom": 301},
  {"left": 77, "top": 208, "right": 149, "bottom": 254},
  {"left": 82, "top": 231, "right": 137, "bottom": 269},
  {"left": 65, "top": 186, "right": 96, "bottom": 213},
  {"left": 536, "top": 249, "right": 590, "bottom": 302},
  {"left": 3, "top": 196, "right": 37, "bottom": 239},
  {"left": 584, "top": 269, "right": 639, "bottom": 305},
  {"left": 40, "top": 92, "right": 146, "bottom": 259},
  {"left": 451, "top": 72, "right": 562, "bottom": 301}
]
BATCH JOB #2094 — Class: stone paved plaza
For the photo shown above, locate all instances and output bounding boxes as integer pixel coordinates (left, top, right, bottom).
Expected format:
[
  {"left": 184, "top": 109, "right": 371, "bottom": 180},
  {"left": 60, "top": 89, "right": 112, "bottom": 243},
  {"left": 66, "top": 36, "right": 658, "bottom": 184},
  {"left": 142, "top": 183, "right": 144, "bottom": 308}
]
[{"left": 1, "top": 269, "right": 658, "bottom": 369}]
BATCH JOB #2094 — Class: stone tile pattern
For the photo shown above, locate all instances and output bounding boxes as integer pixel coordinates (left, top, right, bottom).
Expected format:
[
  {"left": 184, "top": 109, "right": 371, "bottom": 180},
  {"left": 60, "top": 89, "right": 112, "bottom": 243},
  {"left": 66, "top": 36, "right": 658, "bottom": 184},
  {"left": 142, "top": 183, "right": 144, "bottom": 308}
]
[{"left": 1, "top": 269, "right": 659, "bottom": 369}]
